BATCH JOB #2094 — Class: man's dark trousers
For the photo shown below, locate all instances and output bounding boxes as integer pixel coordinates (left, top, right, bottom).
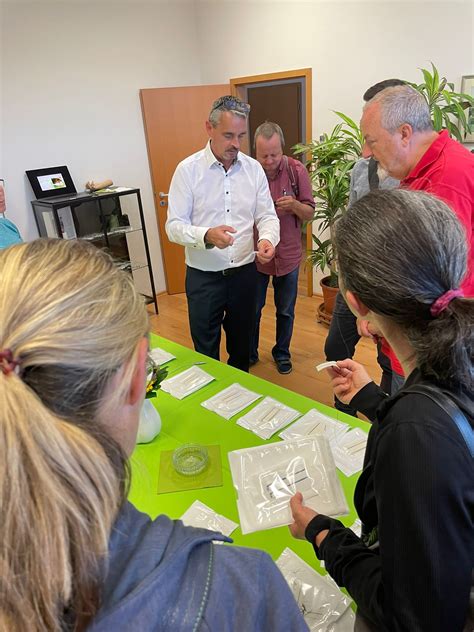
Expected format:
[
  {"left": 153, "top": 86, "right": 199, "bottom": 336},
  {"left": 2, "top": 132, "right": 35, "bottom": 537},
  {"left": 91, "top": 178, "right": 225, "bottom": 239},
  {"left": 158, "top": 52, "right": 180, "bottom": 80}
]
[{"left": 185, "top": 262, "right": 257, "bottom": 372}]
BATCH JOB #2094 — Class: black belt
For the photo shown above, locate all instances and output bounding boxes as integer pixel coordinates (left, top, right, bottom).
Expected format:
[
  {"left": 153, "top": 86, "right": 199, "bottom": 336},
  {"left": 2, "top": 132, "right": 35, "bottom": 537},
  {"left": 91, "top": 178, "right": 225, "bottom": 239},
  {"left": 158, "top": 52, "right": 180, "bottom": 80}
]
[
  {"left": 221, "top": 267, "right": 239, "bottom": 276},
  {"left": 221, "top": 261, "right": 255, "bottom": 276},
  {"left": 188, "top": 262, "right": 254, "bottom": 277}
]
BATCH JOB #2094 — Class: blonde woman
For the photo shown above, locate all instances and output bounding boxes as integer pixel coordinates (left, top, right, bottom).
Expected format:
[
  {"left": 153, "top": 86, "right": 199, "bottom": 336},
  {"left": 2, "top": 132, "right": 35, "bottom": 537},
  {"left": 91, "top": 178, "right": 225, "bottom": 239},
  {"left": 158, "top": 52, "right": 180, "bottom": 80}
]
[{"left": 0, "top": 239, "right": 307, "bottom": 632}]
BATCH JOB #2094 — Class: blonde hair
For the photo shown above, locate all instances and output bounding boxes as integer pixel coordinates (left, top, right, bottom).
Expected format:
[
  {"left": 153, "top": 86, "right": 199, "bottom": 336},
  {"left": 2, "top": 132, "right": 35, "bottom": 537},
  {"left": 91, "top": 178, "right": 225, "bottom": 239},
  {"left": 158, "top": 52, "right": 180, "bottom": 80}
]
[{"left": 0, "top": 239, "right": 149, "bottom": 631}]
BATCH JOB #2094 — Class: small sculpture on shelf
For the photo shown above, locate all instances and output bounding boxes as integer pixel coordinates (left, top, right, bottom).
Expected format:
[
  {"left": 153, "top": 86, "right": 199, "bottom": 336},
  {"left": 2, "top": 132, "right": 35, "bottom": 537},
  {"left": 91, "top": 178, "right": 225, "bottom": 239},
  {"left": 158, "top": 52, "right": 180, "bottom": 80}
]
[{"left": 85, "top": 178, "right": 113, "bottom": 192}]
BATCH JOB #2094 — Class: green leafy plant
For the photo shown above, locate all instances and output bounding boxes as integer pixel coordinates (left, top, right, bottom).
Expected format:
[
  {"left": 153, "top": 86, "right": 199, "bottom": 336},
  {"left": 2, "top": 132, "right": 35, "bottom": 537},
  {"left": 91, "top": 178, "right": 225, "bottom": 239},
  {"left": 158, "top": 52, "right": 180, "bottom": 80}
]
[
  {"left": 409, "top": 62, "right": 474, "bottom": 142},
  {"left": 294, "top": 112, "right": 362, "bottom": 286},
  {"left": 145, "top": 356, "right": 168, "bottom": 399}
]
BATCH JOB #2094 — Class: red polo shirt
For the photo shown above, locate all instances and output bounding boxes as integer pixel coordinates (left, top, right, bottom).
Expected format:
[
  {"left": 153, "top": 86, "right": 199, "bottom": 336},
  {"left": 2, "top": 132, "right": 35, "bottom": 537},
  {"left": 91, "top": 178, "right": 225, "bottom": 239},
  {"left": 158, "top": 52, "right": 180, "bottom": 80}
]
[
  {"left": 401, "top": 130, "right": 474, "bottom": 296},
  {"left": 385, "top": 131, "right": 474, "bottom": 378},
  {"left": 257, "top": 157, "right": 315, "bottom": 276}
]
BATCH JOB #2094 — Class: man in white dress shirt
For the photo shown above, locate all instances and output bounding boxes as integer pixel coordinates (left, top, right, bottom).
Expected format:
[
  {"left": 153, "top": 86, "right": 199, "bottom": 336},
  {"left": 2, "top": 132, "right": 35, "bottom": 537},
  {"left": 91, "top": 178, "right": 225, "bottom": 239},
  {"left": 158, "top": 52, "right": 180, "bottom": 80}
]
[{"left": 166, "top": 96, "right": 280, "bottom": 371}]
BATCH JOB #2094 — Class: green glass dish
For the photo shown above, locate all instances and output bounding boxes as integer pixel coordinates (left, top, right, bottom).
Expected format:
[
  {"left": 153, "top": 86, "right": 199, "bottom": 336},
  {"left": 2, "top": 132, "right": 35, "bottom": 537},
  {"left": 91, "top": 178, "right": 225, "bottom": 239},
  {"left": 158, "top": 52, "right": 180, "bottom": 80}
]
[{"left": 172, "top": 444, "right": 209, "bottom": 476}]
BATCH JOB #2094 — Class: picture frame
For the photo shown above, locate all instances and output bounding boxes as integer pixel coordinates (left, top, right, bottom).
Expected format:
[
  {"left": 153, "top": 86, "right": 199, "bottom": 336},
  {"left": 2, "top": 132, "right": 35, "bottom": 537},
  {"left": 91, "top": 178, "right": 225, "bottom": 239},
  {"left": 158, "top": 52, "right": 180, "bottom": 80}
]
[
  {"left": 25, "top": 165, "right": 76, "bottom": 200},
  {"left": 461, "top": 75, "right": 474, "bottom": 143}
]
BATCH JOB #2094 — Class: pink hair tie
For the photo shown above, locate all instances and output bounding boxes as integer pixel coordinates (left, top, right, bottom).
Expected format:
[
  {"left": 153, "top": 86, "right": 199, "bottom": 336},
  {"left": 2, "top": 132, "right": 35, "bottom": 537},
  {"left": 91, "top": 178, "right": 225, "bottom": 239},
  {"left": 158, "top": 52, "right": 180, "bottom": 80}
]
[
  {"left": 430, "top": 289, "right": 464, "bottom": 317},
  {"left": 0, "top": 349, "right": 20, "bottom": 375}
]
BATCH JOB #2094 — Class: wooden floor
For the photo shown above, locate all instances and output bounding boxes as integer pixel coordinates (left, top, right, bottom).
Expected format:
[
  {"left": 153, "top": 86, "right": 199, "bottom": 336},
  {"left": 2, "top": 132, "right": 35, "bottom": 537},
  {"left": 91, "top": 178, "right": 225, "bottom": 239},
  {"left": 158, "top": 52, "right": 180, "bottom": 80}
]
[{"left": 149, "top": 286, "right": 381, "bottom": 410}]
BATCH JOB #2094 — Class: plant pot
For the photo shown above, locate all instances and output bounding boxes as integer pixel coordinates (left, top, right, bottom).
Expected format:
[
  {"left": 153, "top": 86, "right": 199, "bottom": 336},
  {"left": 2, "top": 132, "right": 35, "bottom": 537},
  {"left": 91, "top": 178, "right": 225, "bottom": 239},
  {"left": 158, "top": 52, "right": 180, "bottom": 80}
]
[
  {"left": 137, "top": 399, "right": 162, "bottom": 444},
  {"left": 319, "top": 276, "right": 339, "bottom": 314}
]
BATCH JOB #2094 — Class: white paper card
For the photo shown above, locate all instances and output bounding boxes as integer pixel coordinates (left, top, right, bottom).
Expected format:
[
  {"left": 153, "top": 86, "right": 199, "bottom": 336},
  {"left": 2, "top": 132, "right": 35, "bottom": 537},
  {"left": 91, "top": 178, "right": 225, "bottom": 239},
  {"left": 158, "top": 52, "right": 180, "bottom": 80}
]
[
  {"left": 237, "top": 396, "right": 300, "bottom": 439},
  {"left": 149, "top": 347, "right": 176, "bottom": 365},
  {"left": 201, "top": 383, "right": 261, "bottom": 420},
  {"left": 315, "top": 361, "right": 339, "bottom": 372},
  {"left": 180, "top": 500, "right": 238, "bottom": 537},
  {"left": 160, "top": 365, "right": 214, "bottom": 399}
]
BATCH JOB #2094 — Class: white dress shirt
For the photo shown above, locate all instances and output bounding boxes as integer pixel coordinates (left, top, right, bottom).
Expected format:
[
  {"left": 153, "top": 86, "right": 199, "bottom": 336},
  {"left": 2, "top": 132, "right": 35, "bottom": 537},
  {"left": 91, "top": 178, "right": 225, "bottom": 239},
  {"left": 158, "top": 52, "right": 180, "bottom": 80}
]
[{"left": 166, "top": 142, "right": 280, "bottom": 272}]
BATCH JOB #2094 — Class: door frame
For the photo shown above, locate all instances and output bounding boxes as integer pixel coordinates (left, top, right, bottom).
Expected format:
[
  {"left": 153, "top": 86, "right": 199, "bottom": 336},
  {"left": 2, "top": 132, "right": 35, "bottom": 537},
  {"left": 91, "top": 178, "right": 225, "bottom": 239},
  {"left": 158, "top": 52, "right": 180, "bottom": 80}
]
[{"left": 230, "top": 68, "right": 313, "bottom": 296}]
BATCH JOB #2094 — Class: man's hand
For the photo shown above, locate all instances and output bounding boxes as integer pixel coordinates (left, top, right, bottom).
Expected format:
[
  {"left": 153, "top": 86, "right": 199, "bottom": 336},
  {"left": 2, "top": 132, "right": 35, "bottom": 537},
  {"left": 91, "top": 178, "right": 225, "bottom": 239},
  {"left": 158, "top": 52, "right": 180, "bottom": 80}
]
[
  {"left": 289, "top": 492, "right": 329, "bottom": 547},
  {"left": 326, "top": 359, "right": 372, "bottom": 405},
  {"left": 357, "top": 318, "right": 381, "bottom": 340},
  {"left": 289, "top": 492, "right": 317, "bottom": 539},
  {"left": 275, "top": 195, "right": 297, "bottom": 214},
  {"left": 204, "top": 225, "right": 236, "bottom": 249},
  {"left": 256, "top": 239, "right": 275, "bottom": 264}
]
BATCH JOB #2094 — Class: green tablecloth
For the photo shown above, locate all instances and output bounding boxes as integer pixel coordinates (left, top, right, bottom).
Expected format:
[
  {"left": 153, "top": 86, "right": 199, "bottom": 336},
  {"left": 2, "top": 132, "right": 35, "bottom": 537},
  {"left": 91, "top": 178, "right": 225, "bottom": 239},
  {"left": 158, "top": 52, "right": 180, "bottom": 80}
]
[{"left": 129, "top": 333, "right": 370, "bottom": 570}]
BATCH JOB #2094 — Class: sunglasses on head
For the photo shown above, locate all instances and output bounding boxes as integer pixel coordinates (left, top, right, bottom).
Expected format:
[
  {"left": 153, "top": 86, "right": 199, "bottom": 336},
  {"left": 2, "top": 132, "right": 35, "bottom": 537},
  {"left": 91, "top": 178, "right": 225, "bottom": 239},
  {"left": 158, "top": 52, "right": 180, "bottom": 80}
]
[{"left": 210, "top": 96, "right": 251, "bottom": 115}]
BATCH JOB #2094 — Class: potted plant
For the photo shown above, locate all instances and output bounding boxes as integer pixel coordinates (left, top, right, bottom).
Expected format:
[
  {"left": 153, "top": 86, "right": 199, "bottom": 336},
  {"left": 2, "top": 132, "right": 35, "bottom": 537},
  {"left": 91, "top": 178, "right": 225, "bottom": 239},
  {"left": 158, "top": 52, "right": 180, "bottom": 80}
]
[
  {"left": 294, "top": 112, "right": 362, "bottom": 323},
  {"left": 409, "top": 62, "right": 474, "bottom": 142},
  {"left": 296, "top": 63, "right": 473, "bottom": 325}
]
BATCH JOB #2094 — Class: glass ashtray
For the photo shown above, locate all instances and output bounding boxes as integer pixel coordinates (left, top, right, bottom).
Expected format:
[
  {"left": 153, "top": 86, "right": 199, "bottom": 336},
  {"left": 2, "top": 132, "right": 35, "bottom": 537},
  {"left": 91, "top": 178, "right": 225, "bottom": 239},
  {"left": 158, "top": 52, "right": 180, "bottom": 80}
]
[{"left": 172, "top": 444, "right": 209, "bottom": 476}]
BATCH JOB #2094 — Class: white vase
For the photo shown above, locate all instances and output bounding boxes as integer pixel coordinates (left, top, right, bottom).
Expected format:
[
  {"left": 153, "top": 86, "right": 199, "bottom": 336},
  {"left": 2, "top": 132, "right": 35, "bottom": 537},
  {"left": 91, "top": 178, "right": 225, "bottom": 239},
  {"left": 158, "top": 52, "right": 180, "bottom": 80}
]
[{"left": 136, "top": 399, "right": 162, "bottom": 444}]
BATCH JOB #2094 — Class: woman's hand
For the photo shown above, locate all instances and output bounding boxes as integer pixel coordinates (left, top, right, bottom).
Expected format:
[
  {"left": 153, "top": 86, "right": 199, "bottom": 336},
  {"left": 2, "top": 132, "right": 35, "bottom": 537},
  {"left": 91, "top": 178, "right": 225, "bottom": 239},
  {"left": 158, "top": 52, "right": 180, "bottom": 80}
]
[
  {"left": 327, "top": 359, "right": 372, "bottom": 405},
  {"left": 289, "top": 493, "right": 329, "bottom": 546}
]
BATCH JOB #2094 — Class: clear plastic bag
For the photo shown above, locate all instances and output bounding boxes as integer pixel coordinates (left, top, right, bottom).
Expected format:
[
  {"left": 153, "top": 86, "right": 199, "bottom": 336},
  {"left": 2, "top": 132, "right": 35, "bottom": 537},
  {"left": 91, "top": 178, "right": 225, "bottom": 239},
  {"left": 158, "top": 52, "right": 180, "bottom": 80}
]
[
  {"left": 279, "top": 408, "right": 349, "bottom": 449},
  {"left": 149, "top": 347, "right": 176, "bottom": 366},
  {"left": 332, "top": 428, "right": 368, "bottom": 477},
  {"left": 201, "top": 383, "right": 261, "bottom": 420},
  {"left": 180, "top": 500, "right": 238, "bottom": 537},
  {"left": 160, "top": 365, "right": 214, "bottom": 399},
  {"left": 276, "top": 548, "right": 355, "bottom": 632},
  {"left": 228, "top": 437, "right": 349, "bottom": 534},
  {"left": 237, "top": 396, "right": 300, "bottom": 439}
]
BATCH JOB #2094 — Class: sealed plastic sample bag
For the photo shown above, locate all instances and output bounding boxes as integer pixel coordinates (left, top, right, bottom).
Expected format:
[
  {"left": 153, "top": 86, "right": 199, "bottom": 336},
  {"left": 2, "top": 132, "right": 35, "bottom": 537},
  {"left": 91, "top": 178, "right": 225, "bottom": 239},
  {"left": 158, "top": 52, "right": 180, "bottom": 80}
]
[
  {"left": 276, "top": 548, "right": 355, "bottom": 632},
  {"left": 228, "top": 437, "right": 348, "bottom": 534}
]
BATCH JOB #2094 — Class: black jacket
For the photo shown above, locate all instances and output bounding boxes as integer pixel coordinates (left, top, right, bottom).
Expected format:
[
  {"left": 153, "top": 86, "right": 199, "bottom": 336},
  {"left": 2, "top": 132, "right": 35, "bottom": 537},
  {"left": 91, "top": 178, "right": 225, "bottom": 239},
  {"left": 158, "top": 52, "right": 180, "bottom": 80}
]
[{"left": 314, "top": 369, "right": 473, "bottom": 631}]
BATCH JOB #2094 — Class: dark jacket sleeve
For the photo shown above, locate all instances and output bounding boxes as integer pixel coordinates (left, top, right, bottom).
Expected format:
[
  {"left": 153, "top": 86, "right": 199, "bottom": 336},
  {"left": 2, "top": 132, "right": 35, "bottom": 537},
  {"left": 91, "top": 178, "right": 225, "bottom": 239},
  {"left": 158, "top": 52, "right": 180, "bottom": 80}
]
[
  {"left": 350, "top": 381, "right": 388, "bottom": 422},
  {"left": 317, "top": 403, "right": 474, "bottom": 632}
]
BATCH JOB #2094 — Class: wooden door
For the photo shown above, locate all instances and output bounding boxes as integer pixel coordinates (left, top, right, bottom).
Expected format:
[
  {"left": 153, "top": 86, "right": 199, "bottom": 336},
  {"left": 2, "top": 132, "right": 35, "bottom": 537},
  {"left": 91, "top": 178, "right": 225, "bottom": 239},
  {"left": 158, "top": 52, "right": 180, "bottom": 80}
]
[
  {"left": 247, "top": 82, "right": 303, "bottom": 160},
  {"left": 140, "top": 84, "right": 229, "bottom": 294}
]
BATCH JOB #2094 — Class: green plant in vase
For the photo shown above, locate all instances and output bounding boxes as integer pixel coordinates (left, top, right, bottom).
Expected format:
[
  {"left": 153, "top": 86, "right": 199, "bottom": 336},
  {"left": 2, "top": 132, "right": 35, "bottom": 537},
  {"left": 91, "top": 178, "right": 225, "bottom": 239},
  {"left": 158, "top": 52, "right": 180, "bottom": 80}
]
[
  {"left": 145, "top": 356, "right": 168, "bottom": 399},
  {"left": 294, "top": 112, "right": 363, "bottom": 289},
  {"left": 137, "top": 355, "right": 168, "bottom": 444}
]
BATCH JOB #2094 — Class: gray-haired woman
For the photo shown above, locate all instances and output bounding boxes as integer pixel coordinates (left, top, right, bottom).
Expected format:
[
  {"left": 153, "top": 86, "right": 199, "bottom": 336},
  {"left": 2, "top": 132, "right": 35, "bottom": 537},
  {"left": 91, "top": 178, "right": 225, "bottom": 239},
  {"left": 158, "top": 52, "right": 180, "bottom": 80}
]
[{"left": 290, "top": 189, "right": 473, "bottom": 631}]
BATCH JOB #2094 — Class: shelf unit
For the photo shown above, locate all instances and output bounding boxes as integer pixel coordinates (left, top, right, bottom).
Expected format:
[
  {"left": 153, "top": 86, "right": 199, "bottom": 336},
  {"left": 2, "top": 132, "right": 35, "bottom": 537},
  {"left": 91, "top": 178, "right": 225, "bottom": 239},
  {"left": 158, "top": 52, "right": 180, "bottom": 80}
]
[{"left": 31, "top": 188, "right": 158, "bottom": 313}]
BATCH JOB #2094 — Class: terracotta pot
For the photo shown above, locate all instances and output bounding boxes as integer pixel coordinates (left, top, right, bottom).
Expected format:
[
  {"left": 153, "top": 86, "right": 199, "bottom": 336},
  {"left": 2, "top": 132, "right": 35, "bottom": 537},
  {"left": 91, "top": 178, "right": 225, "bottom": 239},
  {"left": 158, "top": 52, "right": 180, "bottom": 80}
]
[{"left": 319, "top": 276, "right": 339, "bottom": 314}]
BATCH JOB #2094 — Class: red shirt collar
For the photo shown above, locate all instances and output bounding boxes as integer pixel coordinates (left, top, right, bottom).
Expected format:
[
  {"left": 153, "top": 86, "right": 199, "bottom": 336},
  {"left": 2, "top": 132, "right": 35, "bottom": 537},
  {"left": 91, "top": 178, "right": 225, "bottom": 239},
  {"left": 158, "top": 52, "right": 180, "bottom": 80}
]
[{"left": 401, "top": 130, "right": 449, "bottom": 185}]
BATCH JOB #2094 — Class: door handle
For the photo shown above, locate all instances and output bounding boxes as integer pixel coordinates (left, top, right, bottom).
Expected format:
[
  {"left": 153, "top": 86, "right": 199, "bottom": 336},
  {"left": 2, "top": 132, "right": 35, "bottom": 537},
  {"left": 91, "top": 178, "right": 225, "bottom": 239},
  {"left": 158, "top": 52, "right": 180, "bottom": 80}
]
[{"left": 159, "top": 192, "right": 169, "bottom": 198}]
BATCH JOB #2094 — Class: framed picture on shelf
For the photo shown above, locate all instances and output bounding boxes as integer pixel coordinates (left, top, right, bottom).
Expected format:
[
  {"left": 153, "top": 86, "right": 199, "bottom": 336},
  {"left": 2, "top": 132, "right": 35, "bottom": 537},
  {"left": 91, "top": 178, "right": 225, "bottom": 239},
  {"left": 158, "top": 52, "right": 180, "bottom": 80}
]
[{"left": 461, "top": 75, "right": 474, "bottom": 142}]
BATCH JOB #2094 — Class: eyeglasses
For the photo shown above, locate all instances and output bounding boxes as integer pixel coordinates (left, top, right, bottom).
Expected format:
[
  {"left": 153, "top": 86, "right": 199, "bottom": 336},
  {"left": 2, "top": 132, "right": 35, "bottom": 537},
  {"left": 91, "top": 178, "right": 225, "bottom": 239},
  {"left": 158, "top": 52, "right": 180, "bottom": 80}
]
[{"left": 210, "top": 96, "right": 251, "bottom": 115}]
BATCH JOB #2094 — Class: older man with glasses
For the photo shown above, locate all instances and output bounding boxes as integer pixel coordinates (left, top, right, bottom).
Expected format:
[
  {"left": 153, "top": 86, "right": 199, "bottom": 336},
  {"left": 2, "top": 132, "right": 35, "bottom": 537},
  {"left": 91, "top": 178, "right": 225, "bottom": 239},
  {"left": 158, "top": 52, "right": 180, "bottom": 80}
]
[
  {"left": 166, "top": 96, "right": 279, "bottom": 371},
  {"left": 250, "top": 121, "right": 315, "bottom": 375}
]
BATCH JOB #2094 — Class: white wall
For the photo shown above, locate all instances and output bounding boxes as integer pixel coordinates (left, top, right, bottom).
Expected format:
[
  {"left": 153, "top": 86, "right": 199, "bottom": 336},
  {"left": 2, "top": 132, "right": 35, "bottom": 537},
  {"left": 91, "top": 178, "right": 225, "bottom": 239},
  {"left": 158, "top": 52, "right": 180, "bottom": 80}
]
[
  {"left": 196, "top": 0, "right": 473, "bottom": 289},
  {"left": 1, "top": 0, "right": 203, "bottom": 291},
  {"left": 197, "top": 1, "right": 473, "bottom": 139},
  {"left": 2, "top": 0, "right": 473, "bottom": 293}
]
